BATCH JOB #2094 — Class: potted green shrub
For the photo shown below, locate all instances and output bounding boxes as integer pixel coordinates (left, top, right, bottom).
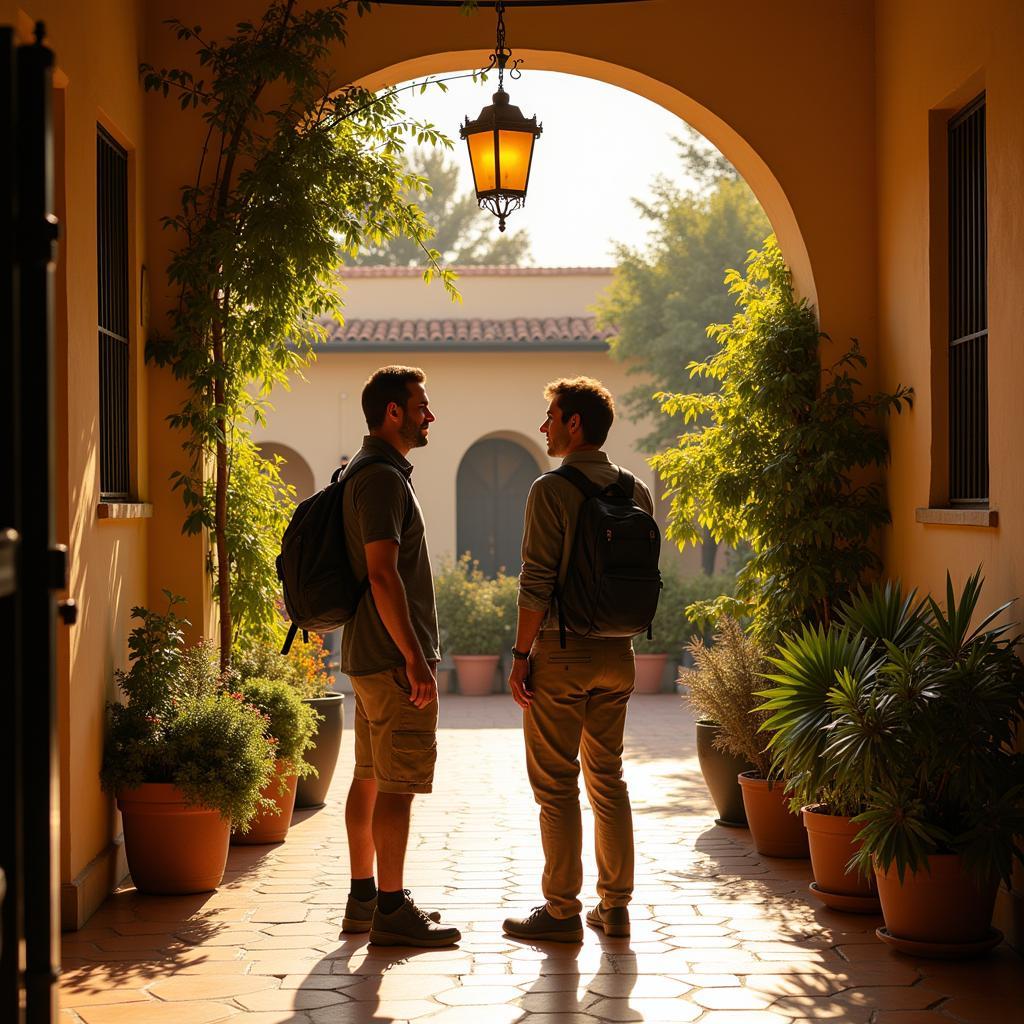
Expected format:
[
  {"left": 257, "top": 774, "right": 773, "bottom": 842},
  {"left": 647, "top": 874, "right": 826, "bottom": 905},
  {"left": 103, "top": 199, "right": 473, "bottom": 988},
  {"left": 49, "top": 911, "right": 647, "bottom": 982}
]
[
  {"left": 682, "top": 618, "right": 798, "bottom": 846},
  {"left": 633, "top": 571, "right": 692, "bottom": 694},
  {"left": 234, "top": 632, "right": 343, "bottom": 809},
  {"left": 826, "top": 570, "right": 1024, "bottom": 955},
  {"left": 435, "top": 555, "right": 507, "bottom": 696},
  {"left": 638, "top": 570, "right": 734, "bottom": 694},
  {"left": 101, "top": 595, "right": 275, "bottom": 894},
  {"left": 231, "top": 677, "right": 318, "bottom": 844}
]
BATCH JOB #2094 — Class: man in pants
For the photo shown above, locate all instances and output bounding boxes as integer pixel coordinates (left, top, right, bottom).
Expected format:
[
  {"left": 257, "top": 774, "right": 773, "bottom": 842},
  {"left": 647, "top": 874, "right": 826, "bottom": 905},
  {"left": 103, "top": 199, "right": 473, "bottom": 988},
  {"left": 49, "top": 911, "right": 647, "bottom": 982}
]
[
  {"left": 504, "top": 377, "right": 653, "bottom": 942},
  {"left": 339, "top": 365, "right": 460, "bottom": 948}
]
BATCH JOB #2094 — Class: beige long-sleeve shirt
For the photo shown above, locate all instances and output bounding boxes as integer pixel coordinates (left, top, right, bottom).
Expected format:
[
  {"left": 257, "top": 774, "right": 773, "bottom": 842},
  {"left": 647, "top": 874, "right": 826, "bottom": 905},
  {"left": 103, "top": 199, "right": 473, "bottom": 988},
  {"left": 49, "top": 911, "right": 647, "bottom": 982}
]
[{"left": 517, "top": 449, "right": 655, "bottom": 630}]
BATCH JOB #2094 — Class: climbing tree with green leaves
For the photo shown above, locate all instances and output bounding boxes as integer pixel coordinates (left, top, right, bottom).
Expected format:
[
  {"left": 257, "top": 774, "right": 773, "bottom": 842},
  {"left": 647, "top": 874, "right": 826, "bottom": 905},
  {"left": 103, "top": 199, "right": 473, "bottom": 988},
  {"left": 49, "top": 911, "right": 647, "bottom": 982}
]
[
  {"left": 142, "top": 1, "right": 459, "bottom": 667},
  {"left": 651, "top": 236, "right": 913, "bottom": 641}
]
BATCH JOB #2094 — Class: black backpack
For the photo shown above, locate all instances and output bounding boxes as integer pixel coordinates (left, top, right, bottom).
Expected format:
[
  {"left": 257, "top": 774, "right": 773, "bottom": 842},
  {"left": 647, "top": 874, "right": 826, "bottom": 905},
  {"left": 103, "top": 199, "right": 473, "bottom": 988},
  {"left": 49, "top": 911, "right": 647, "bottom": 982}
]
[
  {"left": 276, "top": 455, "right": 400, "bottom": 655},
  {"left": 548, "top": 465, "right": 662, "bottom": 646}
]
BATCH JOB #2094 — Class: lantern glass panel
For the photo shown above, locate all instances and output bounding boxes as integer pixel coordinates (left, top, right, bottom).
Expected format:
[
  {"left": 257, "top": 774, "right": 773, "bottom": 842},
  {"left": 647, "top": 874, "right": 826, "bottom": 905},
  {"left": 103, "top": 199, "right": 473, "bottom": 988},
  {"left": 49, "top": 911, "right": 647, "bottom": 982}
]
[
  {"left": 467, "top": 131, "right": 497, "bottom": 193},
  {"left": 496, "top": 130, "right": 534, "bottom": 191}
]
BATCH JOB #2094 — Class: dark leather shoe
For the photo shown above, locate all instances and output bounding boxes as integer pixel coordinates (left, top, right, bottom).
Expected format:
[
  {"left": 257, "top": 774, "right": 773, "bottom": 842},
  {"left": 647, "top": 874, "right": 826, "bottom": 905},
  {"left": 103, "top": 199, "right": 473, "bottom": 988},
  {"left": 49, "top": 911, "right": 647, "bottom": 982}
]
[
  {"left": 368, "top": 894, "right": 460, "bottom": 948},
  {"left": 586, "top": 902, "right": 630, "bottom": 937},
  {"left": 503, "top": 905, "right": 584, "bottom": 943},
  {"left": 341, "top": 890, "right": 441, "bottom": 935}
]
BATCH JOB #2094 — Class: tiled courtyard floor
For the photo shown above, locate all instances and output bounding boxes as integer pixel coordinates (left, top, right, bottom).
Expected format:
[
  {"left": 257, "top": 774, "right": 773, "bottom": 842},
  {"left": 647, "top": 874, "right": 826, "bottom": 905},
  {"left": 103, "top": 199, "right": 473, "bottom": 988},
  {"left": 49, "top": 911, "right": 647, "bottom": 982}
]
[{"left": 60, "top": 695, "right": 1021, "bottom": 1024}]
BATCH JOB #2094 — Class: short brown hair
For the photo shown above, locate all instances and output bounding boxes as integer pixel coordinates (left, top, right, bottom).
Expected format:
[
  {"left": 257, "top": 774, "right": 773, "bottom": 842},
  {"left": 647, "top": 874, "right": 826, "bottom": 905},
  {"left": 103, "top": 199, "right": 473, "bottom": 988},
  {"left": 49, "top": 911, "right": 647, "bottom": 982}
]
[
  {"left": 544, "top": 376, "right": 615, "bottom": 445},
  {"left": 361, "top": 365, "right": 425, "bottom": 429}
]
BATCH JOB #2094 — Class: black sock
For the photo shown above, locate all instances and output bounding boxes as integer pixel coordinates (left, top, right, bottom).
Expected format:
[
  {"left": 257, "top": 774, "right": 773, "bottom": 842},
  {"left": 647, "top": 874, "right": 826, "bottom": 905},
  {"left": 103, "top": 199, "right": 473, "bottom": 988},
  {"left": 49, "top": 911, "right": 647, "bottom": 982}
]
[
  {"left": 377, "top": 889, "right": 405, "bottom": 914},
  {"left": 350, "top": 877, "right": 376, "bottom": 902}
]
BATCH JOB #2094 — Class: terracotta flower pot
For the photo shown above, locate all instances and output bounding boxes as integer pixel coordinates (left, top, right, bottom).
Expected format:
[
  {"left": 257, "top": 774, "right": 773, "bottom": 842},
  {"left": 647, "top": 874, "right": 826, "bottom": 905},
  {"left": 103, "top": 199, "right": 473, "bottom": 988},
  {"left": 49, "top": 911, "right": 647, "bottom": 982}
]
[
  {"left": 738, "top": 772, "right": 809, "bottom": 858},
  {"left": 803, "top": 805, "right": 879, "bottom": 912},
  {"left": 117, "top": 783, "right": 230, "bottom": 895},
  {"left": 295, "top": 692, "right": 345, "bottom": 809},
  {"left": 633, "top": 653, "right": 668, "bottom": 694},
  {"left": 232, "top": 762, "right": 298, "bottom": 845},
  {"left": 874, "top": 854, "right": 999, "bottom": 945},
  {"left": 453, "top": 655, "right": 499, "bottom": 696}
]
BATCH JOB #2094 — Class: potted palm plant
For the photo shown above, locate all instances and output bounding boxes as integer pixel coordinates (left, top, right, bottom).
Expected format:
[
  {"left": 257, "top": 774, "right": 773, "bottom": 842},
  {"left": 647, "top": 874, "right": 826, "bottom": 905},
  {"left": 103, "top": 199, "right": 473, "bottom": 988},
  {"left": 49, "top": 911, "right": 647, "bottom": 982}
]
[
  {"left": 683, "top": 618, "right": 779, "bottom": 836},
  {"left": 231, "top": 677, "right": 318, "bottom": 844},
  {"left": 101, "top": 595, "right": 276, "bottom": 894},
  {"left": 827, "top": 570, "right": 1024, "bottom": 956},
  {"left": 756, "top": 583, "right": 926, "bottom": 911},
  {"left": 234, "top": 632, "right": 343, "bottom": 809}
]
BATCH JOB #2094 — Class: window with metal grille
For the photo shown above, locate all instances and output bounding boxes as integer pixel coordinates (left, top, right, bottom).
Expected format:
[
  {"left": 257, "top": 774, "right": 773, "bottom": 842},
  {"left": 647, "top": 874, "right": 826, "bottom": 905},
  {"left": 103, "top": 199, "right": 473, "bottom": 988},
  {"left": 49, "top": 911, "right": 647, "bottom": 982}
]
[
  {"left": 947, "top": 94, "right": 988, "bottom": 505},
  {"left": 97, "top": 126, "right": 130, "bottom": 500}
]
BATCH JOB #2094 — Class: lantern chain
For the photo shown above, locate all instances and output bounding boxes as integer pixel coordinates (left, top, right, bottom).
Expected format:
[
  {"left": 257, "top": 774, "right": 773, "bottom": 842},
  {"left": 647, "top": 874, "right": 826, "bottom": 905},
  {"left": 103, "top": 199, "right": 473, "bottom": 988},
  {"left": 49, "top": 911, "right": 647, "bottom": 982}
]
[{"left": 487, "top": 0, "right": 523, "bottom": 88}]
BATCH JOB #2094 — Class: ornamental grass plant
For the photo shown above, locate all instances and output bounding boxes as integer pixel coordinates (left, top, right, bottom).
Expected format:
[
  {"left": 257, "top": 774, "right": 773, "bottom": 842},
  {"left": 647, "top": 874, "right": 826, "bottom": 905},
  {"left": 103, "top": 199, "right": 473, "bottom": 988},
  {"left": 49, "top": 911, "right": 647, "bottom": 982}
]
[
  {"left": 100, "top": 594, "right": 276, "bottom": 831},
  {"left": 682, "top": 617, "right": 773, "bottom": 776}
]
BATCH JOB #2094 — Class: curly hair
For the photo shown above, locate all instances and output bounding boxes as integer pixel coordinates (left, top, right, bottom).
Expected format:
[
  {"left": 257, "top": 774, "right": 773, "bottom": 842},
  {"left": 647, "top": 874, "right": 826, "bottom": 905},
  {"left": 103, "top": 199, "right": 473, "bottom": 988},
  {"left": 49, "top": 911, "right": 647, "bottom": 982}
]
[{"left": 544, "top": 376, "right": 615, "bottom": 445}]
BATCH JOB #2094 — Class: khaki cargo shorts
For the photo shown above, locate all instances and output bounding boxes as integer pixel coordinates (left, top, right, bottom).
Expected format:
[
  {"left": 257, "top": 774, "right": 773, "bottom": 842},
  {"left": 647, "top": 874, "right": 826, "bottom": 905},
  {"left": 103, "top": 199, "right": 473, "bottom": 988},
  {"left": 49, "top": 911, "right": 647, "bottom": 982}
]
[{"left": 350, "top": 665, "right": 438, "bottom": 794}]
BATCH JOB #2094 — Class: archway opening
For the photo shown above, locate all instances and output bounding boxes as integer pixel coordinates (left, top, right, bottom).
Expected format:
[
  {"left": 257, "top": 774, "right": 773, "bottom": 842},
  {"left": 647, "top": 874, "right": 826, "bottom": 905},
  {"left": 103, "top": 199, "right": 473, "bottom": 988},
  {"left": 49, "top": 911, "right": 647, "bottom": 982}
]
[{"left": 257, "top": 441, "right": 316, "bottom": 502}]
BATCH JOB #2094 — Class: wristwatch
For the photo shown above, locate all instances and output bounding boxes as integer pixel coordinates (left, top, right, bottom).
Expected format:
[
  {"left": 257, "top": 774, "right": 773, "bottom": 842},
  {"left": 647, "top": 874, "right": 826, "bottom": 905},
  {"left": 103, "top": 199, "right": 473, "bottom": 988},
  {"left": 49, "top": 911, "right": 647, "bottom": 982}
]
[{"left": 510, "top": 646, "right": 531, "bottom": 661}]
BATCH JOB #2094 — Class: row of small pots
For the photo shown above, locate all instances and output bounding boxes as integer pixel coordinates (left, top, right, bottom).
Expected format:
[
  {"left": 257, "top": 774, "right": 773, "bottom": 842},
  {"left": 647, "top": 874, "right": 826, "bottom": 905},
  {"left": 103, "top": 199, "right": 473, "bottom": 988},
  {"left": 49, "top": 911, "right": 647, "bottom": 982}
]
[
  {"left": 117, "top": 693, "right": 345, "bottom": 896},
  {"left": 697, "top": 721, "right": 1000, "bottom": 957},
  {"left": 452, "top": 653, "right": 670, "bottom": 695}
]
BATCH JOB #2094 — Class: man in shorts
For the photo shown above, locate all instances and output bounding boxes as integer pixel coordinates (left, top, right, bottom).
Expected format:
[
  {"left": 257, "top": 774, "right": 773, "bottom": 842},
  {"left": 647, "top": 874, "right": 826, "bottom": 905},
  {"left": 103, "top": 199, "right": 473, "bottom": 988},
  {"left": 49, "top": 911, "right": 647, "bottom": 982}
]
[
  {"left": 503, "top": 377, "right": 652, "bottom": 943},
  {"left": 338, "top": 365, "right": 460, "bottom": 948}
]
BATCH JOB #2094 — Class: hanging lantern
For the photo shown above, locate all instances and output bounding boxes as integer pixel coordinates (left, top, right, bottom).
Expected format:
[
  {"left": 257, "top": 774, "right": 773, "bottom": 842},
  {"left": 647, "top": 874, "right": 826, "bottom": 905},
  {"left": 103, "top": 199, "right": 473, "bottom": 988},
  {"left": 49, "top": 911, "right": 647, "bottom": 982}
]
[{"left": 460, "top": 1, "right": 542, "bottom": 232}]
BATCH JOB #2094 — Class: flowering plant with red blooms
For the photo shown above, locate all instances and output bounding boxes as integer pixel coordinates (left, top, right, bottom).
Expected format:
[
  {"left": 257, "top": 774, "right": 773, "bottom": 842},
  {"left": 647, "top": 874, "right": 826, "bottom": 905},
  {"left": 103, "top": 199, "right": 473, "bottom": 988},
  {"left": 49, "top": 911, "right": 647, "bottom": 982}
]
[
  {"left": 101, "top": 594, "right": 277, "bottom": 828},
  {"left": 232, "top": 627, "right": 333, "bottom": 700}
]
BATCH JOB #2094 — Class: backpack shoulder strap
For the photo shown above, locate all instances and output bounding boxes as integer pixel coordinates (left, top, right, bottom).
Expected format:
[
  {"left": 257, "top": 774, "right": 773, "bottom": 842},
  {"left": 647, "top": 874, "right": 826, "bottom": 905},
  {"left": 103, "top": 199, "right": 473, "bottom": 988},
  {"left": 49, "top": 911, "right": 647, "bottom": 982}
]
[
  {"left": 615, "top": 467, "right": 637, "bottom": 500},
  {"left": 335, "top": 454, "right": 402, "bottom": 489},
  {"left": 545, "top": 464, "right": 603, "bottom": 500}
]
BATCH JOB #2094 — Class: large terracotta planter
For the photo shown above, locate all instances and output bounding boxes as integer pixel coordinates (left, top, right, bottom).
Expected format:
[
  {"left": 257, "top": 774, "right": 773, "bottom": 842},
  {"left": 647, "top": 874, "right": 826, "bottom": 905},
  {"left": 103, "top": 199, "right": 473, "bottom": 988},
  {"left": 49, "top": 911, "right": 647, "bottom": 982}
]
[
  {"left": 738, "top": 772, "right": 809, "bottom": 858},
  {"left": 453, "top": 655, "right": 499, "bottom": 696},
  {"left": 874, "top": 854, "right": 999, "bottom": 946},
  {"left": 633, "top": 653, "right": 668, "bottom": 694},
  {"left": 117, "top": 783, "right": 229, "bottom": 894},
  {"left": 695, "top": 721, "right": 750, "bottom": 827},
  {"left": 295, "top": 692, "right": 345, "bottom": 809},
  {"left": 803, "top": 805, "right": 879, "bottom": 912},
  {"left": 232, "top": 763, "right": 298, "bottom": 845}
]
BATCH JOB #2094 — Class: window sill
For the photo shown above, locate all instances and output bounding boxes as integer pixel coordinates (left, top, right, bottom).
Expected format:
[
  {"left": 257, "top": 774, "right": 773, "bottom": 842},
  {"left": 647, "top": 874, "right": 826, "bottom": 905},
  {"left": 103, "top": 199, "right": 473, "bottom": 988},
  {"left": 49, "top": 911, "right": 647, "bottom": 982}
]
[
  {"left": 97, "top": 502, "right": 153, "bottom": 521},
  {"left": 915, "top": 507, "right": 998, "bottom": 528}
]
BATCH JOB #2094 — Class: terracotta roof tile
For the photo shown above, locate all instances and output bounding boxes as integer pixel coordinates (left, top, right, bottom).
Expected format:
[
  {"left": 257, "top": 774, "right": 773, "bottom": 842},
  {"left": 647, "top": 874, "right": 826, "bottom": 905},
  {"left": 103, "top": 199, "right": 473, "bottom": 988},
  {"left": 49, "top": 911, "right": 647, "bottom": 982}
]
[
  {"left": 339, "top": 265, "right": 613, "bottom": 278},
  {"left": 320, "top": 315, "right": 612, "bottom": 348}
]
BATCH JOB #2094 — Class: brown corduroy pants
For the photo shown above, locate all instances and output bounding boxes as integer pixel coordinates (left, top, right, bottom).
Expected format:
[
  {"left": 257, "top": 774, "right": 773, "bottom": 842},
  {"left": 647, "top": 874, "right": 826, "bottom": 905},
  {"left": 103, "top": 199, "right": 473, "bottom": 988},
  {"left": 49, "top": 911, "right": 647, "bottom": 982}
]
[{"left": 523, "top": 634, "right": 636, "bottom": 919}]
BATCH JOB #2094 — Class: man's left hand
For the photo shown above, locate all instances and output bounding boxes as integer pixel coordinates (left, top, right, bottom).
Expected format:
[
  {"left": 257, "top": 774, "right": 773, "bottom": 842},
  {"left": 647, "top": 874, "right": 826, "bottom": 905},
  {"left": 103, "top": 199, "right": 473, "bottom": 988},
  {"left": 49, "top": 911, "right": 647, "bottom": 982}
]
[{"left": 508, "top": 657, "right": 533, "bottom": 709}]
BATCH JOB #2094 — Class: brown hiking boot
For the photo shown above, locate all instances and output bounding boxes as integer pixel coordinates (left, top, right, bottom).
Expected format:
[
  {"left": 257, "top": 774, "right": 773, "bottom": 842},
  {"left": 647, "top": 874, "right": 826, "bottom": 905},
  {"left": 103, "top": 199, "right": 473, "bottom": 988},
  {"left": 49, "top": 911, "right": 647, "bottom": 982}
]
[
  {"left": 503, "top": 905, "right": 584, "bottom": 943},
  {"left": 340, "top": 890, "right": 442, "bottom": 935},
  {"left": 368, "top": 894, "right": 460, "bottom": 948},
  {"left": 586, "top": 902, "right": 630, "bottom": 937}
]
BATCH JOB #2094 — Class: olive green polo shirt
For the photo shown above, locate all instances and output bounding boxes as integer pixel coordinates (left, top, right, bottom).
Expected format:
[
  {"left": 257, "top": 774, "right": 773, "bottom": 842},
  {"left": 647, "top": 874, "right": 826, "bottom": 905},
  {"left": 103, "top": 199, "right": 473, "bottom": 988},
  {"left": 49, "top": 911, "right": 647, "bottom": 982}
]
[
  {"left": 518, "top": 449, "right": 655, "bottom": 631},
  {"left": 340, "top": 436, "right": 440, "bottom": 676}
]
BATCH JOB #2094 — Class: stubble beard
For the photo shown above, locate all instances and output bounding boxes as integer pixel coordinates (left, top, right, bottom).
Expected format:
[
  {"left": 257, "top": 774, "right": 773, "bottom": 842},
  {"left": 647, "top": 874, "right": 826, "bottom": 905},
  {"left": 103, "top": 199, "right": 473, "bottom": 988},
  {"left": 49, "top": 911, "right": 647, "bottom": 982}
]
[{"left": 400, "top": 419, "right": 428, "bottom": 448}]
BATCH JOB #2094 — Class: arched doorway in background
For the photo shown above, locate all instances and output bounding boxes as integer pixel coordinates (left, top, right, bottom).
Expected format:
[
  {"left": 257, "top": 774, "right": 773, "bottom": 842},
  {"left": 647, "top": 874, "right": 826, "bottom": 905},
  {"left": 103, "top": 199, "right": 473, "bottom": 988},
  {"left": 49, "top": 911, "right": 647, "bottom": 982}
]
[
  {"left": 257, "top": 441, "right": 316, "bottom": 502},
  {"left": 457, "top": 437, "right": 541, "bottom": 577}
]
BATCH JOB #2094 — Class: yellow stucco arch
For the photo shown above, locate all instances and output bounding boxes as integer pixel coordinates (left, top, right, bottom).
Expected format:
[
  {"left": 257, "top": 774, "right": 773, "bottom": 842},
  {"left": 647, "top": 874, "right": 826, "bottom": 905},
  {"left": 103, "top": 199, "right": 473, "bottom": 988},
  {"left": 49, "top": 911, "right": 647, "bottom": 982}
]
[{"left": 356, "top": 50, "right": 816, "bottom": 308}]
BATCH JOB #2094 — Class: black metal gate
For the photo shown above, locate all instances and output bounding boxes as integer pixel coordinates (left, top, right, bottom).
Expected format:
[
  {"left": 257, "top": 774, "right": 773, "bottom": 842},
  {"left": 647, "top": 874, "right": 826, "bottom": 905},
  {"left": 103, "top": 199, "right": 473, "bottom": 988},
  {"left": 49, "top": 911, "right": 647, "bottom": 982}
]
[{"left": 1, "top": 23, "right": 74, "bottom": 1024}]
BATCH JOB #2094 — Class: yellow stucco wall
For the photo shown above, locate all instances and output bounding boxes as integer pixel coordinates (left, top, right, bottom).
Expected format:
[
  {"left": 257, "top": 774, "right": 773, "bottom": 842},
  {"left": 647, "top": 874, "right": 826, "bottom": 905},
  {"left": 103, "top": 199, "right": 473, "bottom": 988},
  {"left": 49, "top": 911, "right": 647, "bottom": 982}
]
[
  {"left": 875, "top": 0, "right": 1024, "bottom": 939},
  {"left": 3, "top": 0, "right": 150, "bottom": 926}
]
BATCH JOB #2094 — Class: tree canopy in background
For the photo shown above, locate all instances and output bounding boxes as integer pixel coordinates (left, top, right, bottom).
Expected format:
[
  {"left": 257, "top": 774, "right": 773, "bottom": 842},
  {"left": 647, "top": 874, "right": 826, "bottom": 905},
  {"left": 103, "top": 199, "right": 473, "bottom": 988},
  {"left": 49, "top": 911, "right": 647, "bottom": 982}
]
[
  {"left": 354, "top": 148, "right": 532, "bottom": 267},
  {"left": 595, "top": 129, "right": 770, "bottom": 454}
]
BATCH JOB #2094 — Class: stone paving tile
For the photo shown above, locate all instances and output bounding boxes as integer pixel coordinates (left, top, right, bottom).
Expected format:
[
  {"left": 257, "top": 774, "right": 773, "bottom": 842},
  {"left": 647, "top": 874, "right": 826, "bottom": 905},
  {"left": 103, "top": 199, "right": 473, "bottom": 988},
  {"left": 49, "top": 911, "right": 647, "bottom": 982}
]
[{"left": 61, "top": 696, "right": 1022, "bottom": 1024}]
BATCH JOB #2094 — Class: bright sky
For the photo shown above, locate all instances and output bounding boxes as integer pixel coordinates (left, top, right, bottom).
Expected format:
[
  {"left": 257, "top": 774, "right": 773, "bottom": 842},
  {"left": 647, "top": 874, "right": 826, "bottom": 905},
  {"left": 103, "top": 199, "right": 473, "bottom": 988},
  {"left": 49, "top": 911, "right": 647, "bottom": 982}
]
[{"left": 392, "top": 69, "right": 704, "bottom": 267}]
